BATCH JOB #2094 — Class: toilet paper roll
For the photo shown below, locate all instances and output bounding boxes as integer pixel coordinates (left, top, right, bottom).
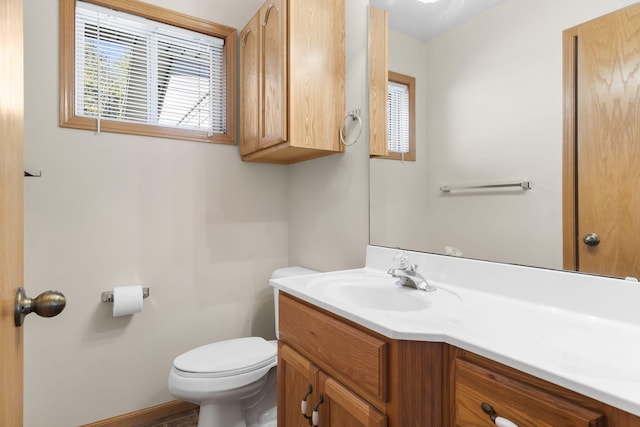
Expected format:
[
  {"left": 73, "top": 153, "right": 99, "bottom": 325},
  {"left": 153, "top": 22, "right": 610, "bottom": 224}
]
[{"left": 112, "top": 285, "right": 144, "bottom": 317}]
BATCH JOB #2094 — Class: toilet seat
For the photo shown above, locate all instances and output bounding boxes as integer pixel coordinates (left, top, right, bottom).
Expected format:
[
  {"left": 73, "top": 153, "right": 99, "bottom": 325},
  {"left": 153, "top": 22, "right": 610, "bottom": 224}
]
[{"left": 173, "top": 337, "right": 277, "bottom": 379}]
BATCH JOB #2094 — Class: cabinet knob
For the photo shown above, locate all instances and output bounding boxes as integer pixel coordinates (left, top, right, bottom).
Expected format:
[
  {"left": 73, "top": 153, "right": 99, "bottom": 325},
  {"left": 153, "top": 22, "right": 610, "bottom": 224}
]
[{"left": 481, "top": 402, "right": 518, "bottom": 427}]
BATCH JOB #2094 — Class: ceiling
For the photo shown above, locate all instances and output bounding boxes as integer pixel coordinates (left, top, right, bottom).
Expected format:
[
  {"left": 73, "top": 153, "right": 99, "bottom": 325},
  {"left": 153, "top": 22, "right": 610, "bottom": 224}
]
[{"left": 369, "top": 0, "right": 507, "bottom": 40}]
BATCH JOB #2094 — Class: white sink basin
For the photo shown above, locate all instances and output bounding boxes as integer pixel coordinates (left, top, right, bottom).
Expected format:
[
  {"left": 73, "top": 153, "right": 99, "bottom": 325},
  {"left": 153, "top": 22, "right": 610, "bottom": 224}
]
[{"left": 307, "top": 274, "right": 431, "bottom": 311}]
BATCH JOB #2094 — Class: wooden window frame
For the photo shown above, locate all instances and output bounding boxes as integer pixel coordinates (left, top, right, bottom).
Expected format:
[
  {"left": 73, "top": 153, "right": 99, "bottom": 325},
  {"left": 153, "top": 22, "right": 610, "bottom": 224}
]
[
  {"left": 378, "top": 70, "right": 416, "bottom": 161},
  {"left": 59, "top": 0, "right": 237, "bottom": 145}
]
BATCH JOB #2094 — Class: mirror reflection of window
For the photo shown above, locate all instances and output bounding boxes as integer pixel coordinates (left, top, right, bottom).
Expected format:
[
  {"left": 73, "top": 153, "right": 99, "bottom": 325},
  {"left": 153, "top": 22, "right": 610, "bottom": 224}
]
[
  {"left": 383, "top": 71, "right": 416, "bottom": 161},
  {"left": 387, "top": 81, "right": 409, "bottom": 152}
]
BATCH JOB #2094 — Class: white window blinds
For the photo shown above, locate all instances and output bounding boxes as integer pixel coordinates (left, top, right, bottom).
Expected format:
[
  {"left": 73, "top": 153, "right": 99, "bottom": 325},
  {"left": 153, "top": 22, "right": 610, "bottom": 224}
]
[
  {"left": 75, "top": 1, "right": 226, "bottom": 135},
  {"left": 387, "top": 80, "right": 410, "bottom": 153}
]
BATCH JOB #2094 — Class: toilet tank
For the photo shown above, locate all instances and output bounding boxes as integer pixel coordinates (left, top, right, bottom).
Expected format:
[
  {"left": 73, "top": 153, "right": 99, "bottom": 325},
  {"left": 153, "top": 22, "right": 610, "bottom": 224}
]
[{"left": 271, "top": 267, "right": 318, "bottom": 339}]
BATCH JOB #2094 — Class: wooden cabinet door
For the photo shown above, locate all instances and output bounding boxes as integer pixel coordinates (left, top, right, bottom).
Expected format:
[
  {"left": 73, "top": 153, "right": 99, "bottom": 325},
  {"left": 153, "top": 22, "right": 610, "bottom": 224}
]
[
  {"left": 239, "top": 12, "right": 260, "bottom": 155},
  {"left": 319, "top": 373, "right": 386, "bottom": 427},
  {"left": 278, "top": 344, "right": 319, "bottom": 427},
  {"left": 287, "top": 0, "right": 345, "bottom": 152},
  {"left": 259, "top": 0, "right": 287, "bottom": 149},
  {"left": 368, "top": 5, "right": 388, "bottom": 157}
]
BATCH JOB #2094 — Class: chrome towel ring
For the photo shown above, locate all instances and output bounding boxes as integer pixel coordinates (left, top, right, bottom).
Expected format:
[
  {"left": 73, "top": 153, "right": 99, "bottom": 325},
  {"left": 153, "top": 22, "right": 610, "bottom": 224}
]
[{"left": 339, "top": 109, "right": 362, "bottom": 146}]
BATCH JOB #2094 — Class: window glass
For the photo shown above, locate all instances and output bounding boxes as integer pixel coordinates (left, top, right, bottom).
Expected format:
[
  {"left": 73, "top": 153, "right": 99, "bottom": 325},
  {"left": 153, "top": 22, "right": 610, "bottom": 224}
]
[
  {"left": 387, "top": 80, "right": 410, "bottom": 153},
  {"left": 380, "top": 71, "right": 415, "bottom": 161},
  {"left": 61, "top": 0, "right": 236, "bottom": 144}
]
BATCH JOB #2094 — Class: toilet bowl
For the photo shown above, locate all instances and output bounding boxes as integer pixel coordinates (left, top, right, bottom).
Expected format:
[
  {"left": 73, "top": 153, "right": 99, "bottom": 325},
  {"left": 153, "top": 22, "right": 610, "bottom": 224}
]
[{"left": 168, "top": 266, "right": 318, "bottom": 427}]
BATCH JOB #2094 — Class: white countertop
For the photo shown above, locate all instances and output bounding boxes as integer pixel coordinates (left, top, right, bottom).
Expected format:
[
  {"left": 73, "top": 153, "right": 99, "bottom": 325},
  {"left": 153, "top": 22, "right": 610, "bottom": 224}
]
[{"left": 270, "top": 245, "right": 640, "bottom": 417}]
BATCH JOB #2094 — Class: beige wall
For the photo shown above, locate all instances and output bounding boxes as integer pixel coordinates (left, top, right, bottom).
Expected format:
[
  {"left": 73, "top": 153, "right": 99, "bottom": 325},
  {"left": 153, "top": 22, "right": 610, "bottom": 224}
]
[
  {"left": 23, "top": 0, "right": 369, "bottom": 425},
  {"left": 287, "top": 0, "right": 370, "bottom": 272},
  {"left": 24, "top": 0, "right": 637, "bottom": 424},
  {"left": 370, "top": 0, "right": 637, "bottom": 269}
]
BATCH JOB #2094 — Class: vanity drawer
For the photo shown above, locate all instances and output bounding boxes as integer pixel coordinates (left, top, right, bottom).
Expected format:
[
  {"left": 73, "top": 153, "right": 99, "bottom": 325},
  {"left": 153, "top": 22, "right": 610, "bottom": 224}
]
[
  {"left": 454, "top": 358, "right": 604, "bottom": 426},
  {"left": 279, "top": 293, "right": 389, "bottom": 402}
]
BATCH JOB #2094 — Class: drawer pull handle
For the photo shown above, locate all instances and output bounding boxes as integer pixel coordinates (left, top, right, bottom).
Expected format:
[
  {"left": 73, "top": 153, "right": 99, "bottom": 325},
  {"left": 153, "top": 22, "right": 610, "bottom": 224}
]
[
  {"left": 311, "top": 394, "right": 324, "bottom": 426},
  {"left": 481, "top": 402, "right": 518, "bottom": 427},
  {"left": 302, "top": 391, "right": 324, "bottom": 426},
  {"left": 301, "top": 384, "right": 313, "bottom": 415},
  {"left": 241, "top": 28, "right": 252, "bottom": 47},
  {"left": 263, "top": 3, "right": 277, "bottom": 27}
]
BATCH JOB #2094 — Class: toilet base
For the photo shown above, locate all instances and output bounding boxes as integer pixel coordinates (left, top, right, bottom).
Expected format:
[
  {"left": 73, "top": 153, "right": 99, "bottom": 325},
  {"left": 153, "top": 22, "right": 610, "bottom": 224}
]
[
  {"left": 244, "top": 369, "right": 277, "bottom": 427},
  {"left": 196, "top": 371, "right": 277, "bottom": 427},
  {"left": 198, "top": 401, "right": 245, "bottom": 427}
]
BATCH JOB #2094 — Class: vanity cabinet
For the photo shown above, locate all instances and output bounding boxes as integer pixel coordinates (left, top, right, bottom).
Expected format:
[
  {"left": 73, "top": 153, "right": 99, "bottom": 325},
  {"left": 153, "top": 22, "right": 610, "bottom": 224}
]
[
  {"left": 278, "top": 293, "right": 444, "bottom": 427},
  {"left": 238, "top": 0, "right": 346, "bottom": 164},
  {"left": 278, "top": 292, "right": 640, "bottom": 426}
]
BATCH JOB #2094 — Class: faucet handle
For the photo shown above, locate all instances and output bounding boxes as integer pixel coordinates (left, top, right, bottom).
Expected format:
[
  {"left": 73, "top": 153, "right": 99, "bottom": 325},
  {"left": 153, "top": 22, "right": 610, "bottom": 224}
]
[{"left": 393, "top": 251, "right": 411, "bottom": 269}]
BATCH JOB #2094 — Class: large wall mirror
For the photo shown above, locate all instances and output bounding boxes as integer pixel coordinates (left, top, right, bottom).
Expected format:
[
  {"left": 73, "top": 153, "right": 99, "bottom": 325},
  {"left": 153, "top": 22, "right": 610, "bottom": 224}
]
[{"left": 369, "top": 0, "right": 639, "bottom": 276}]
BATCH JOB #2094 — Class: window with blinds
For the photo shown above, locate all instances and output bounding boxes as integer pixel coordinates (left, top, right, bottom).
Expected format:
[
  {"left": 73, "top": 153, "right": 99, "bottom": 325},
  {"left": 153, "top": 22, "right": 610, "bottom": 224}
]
[
  {"left": 60, "top": 0, "right": 236, "bottom": 144},
  {"left": 387, "top": 81, "right": 410, "bottom": 153},
  {"left": 383, "top": 71, "right": 416, "bottom": 161}
]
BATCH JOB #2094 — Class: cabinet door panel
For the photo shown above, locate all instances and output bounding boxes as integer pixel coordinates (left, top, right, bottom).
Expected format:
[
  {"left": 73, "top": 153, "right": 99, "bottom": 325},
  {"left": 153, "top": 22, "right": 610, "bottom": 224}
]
[
  {"left": 320, "top": 373, "right": 386, "bottom": 427},
  {"left": 288, "top": 0, "right": 345, "bottom": 151},
  {"left": 368, "top": 5, "right": 388, "bottom": 156},
  {"left": 278, "top": 344, "right": 319, "bottom": 427},
  {"left": 239, "top": 13, "right": 260, "bottom": 155},
  {"left": 259, "top": 0, "right": 287, "bottom": 148}
]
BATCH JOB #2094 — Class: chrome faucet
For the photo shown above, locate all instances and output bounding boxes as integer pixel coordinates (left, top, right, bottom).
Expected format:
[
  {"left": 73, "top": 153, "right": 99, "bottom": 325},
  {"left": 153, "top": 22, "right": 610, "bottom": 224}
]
[{"left": 387, "top": 251, "right": 437, "bottom": 291}]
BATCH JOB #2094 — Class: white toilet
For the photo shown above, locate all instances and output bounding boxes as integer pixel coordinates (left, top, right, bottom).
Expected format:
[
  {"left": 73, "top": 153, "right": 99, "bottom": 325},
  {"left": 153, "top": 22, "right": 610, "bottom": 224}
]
[{"left": 168, "top": 267, "right": 317, "bottom": 427}]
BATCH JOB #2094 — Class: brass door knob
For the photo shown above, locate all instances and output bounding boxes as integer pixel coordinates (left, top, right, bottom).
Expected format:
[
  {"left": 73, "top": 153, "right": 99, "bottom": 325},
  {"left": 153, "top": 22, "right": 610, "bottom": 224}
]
[
  {"left": 14, "top": 287, "right": 66, "bottom": 327},
  {"left": 583, "top": 232, "right": 601, "bottom": 246}
]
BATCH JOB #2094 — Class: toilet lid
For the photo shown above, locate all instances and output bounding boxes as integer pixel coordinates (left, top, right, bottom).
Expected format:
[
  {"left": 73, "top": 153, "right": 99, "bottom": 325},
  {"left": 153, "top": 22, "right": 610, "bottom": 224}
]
[{"left": 173, "top": 337, "right": 276, "bottom": 377}]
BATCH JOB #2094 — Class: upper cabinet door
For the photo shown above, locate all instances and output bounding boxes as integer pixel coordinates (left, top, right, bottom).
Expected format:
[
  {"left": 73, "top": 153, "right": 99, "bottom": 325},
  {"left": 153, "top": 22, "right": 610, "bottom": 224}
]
[
  {"left": 287, "top": 0, "right": 345, "bottom": 152},
  {"left": 259, "top": 0, "right": 287, "bottom": 149},
  {"left": 239, "top": 13, "right": 260, "bottom": 155},
  {"left": 368, "top": 6, "right": 389, "bottom": 157}
]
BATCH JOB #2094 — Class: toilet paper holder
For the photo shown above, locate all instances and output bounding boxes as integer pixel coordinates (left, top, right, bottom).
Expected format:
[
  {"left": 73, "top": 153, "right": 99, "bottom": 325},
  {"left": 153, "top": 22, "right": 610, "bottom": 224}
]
[{"left": 101, "top": 287, "right": 150, "bottom": 303}]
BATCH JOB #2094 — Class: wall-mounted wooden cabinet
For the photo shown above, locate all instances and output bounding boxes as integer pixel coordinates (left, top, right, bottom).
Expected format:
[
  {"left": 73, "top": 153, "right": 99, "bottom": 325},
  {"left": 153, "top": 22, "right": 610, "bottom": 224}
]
[{"left": 239, "top": 0, "right": 346, "bottom": 164}]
